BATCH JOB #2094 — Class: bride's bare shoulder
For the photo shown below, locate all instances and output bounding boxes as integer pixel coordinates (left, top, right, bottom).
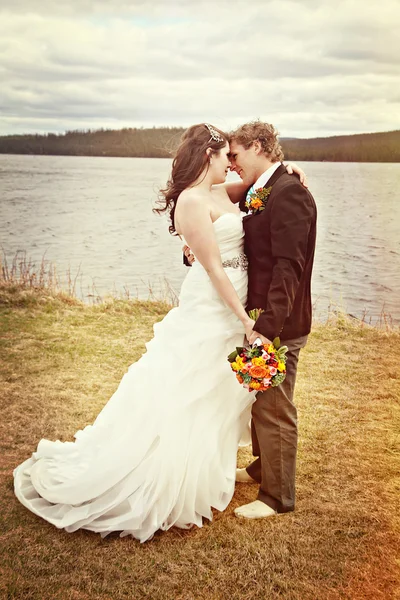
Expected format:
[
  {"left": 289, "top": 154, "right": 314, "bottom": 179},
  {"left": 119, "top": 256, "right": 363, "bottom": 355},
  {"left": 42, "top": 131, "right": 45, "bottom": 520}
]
[
  {"left": 178, "top": 187, "right": 203, "bottom": 202},
  {"left": 175, "top": 189, "right": 212, "bottom": 229},
  {"left": 177, "top": 188, "right": 210, "bottom": 211}
]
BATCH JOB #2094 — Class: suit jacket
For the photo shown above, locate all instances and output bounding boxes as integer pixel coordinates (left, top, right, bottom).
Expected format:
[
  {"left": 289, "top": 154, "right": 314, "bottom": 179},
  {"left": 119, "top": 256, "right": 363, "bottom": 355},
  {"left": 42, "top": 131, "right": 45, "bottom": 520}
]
[{"left": 241, "top": 164, "right": 317, "bottom": 341}]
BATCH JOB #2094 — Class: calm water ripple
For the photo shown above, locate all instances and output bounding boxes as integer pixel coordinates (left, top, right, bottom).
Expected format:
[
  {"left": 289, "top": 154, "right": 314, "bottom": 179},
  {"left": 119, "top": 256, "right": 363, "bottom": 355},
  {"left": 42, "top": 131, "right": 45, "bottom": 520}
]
[{"left": 1, "top": 155, "right": 399, "bottom": 324}]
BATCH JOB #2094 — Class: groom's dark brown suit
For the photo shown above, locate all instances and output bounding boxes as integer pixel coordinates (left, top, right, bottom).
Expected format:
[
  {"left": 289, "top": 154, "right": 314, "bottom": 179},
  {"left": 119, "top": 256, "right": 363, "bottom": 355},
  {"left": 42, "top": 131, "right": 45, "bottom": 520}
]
[{"left": 241, "top": 164, "right": 317, "bottom": 513}]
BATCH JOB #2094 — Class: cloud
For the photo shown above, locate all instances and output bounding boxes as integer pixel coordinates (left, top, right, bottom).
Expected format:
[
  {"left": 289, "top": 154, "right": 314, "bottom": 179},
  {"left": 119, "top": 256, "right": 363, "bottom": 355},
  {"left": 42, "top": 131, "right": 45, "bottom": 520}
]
[{"left": 0, "top": 0, "right": 399, "bottom": 137}]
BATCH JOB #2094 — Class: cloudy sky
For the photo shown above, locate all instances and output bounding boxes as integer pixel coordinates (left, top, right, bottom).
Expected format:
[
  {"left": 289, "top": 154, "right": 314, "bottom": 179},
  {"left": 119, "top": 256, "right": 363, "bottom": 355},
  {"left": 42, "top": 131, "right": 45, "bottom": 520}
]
[{"left": 0, "top": 0, "right": 399, "bottom": 138}]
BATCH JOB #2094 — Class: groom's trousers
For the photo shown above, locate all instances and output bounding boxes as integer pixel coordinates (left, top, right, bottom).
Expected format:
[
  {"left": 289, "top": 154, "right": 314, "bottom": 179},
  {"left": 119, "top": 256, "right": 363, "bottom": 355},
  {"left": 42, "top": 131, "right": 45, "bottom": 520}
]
[{"left": 246, "top": 334, "right": 308, "bottom": 513}]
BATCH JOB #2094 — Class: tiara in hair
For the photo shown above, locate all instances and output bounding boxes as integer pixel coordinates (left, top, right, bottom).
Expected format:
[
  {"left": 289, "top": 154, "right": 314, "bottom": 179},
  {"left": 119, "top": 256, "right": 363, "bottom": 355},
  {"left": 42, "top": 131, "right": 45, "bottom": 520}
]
[{"left": 204, "top": 123, "right": 225, "bottom": 143}]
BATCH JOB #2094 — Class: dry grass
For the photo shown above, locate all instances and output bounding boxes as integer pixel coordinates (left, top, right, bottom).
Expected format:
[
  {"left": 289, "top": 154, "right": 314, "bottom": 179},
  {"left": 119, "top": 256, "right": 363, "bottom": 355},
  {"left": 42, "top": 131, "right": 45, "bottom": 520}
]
[
  {"left": 0, "top": 249, "right": 179, "bottom": 307},
  {"left": 0, "top": 287, "right": 399, "bottom": 600}
]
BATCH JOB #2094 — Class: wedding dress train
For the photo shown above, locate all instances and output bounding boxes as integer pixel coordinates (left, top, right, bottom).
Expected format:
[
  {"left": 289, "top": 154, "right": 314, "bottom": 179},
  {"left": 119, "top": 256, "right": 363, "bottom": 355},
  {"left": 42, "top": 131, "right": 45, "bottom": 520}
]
[{"left": 13, "top": 212, "right": 254, "bottom": 542}]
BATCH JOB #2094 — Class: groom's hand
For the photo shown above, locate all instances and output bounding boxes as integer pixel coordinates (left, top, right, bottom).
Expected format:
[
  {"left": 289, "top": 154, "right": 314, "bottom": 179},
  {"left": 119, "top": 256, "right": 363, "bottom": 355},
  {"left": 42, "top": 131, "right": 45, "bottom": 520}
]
[
  {"left": 183, "top": 244, "right": 195, "bottom": 266},
  {"left": 249, "top": 330, "right": 272, "bottom": 346},
  {"left": 284, "top": 162, "right": 308, "bottom": 187}
]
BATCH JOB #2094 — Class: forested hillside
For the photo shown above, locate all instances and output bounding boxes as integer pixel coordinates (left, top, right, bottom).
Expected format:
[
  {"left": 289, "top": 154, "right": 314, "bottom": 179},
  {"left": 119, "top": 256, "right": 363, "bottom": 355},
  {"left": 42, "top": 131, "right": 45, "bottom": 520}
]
[
  {"left": 282, "top": 130, "right": 400, "bottom": 162},
  {"left": 0, "top": 127, "right": 399, "bottom": 162}
]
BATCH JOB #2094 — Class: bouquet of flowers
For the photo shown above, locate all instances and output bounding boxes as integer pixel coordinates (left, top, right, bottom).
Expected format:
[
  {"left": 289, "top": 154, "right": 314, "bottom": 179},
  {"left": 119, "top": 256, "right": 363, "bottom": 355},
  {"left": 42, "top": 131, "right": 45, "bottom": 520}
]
[{"left": 227, "top": 310, "right": 288, "bottom": 392}]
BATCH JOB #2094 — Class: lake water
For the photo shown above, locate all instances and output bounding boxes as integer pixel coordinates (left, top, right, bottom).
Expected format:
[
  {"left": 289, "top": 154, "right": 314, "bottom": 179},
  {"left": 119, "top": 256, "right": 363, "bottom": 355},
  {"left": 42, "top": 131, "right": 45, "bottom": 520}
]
[{"left": 1, "top": 155, "right": 399, "bottom": 324}]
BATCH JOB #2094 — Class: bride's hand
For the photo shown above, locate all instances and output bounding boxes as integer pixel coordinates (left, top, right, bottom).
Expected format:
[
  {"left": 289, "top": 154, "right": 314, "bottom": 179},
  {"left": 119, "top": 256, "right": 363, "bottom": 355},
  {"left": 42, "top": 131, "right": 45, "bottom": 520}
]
[
  {"left": 243, "top": 318, "right": 256, "bottom": 344},
  {"left": 284, "top": 162, "right": 308, "bottom": 187}
]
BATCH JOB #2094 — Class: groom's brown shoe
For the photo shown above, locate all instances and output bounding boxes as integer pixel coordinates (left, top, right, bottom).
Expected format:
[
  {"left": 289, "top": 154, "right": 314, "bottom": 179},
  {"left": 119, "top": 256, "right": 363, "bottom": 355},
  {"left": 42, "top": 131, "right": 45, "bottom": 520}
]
[
  {"left": 235, "top": 468, "right": 256, "bottom": 483},
  {"left": 234, "top": 500, "right": 277, "bottom": 519}
]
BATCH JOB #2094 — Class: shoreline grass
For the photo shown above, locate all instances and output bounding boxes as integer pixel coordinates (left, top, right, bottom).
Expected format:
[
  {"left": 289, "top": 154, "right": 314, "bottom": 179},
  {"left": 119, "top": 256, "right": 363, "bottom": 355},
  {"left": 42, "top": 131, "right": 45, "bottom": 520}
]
[
  {"left": 0, "top": 249, "right": 180, "bottom": 308},
  {"left": 2, "top": 248, "right": 398, "bottom": 329},
  {"left": 0, "top": 284, "right": 399, "bottom": 599}
]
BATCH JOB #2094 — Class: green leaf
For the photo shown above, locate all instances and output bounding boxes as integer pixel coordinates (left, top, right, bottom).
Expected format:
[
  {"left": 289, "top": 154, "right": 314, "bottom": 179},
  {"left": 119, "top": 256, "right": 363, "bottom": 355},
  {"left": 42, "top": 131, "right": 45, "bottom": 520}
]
[
  {"left": 273, "top": 337, "right": 281, "bottom": 348},
  {"left": 248, "top": 308, "right": 263, "bottom": 320},
  {"left": 227, "top": 351, "right": 238, "bottom": 363},
  {"left": 276, "top": 347, "right": 288, "bottom": 359},
  {"left": 271, "top": 372, "right": 286, "bottom": 387}
]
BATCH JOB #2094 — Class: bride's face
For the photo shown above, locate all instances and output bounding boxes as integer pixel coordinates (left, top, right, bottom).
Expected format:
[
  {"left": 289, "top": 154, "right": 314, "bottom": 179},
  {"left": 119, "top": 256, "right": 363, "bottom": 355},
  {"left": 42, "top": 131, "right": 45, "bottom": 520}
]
[{"left": 209, "top": 142, "right": 231, "bottom": 184}]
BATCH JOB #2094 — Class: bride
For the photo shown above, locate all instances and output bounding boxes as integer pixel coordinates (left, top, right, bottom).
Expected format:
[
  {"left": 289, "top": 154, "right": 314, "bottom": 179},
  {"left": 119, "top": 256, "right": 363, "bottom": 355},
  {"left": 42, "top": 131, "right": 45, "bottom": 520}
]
[{"left": 13, "top": 123, "right": 302, "bottom": 543}]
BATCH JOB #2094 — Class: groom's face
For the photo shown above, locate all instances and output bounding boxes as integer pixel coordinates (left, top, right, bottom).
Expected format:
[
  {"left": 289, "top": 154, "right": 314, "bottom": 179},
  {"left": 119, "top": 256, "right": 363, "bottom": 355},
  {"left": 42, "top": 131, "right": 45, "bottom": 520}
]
[{"left": 229, "top": 140, "right": 258, "bottom": 187}]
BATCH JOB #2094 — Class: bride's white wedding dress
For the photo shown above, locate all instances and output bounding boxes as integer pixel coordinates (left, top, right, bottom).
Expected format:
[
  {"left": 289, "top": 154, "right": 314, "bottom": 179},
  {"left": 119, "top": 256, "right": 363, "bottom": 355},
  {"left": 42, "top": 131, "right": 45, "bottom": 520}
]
[{"left": 14, "top": 212, "right": 254, "bottom": 542}]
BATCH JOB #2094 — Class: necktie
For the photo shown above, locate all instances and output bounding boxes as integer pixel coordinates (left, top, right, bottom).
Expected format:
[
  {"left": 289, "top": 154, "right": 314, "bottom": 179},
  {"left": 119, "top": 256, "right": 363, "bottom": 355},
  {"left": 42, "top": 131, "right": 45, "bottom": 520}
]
[{"left": 245, "top": 185, "right": 255, "bottom": 211}]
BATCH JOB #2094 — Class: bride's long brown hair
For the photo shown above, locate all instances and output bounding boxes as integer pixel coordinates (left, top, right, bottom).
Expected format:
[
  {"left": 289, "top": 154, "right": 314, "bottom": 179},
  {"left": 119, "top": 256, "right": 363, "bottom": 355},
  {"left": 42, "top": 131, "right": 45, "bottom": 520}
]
[{"left": 154, "top": 123, "right": 228, "bottom": 235}]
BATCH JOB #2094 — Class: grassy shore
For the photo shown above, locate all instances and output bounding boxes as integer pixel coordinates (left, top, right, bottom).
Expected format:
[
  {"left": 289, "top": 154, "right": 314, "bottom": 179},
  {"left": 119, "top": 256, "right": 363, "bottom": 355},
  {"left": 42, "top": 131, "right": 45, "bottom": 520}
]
[{"left": 0, "top": 285, "right": 399, "bottom": 600}]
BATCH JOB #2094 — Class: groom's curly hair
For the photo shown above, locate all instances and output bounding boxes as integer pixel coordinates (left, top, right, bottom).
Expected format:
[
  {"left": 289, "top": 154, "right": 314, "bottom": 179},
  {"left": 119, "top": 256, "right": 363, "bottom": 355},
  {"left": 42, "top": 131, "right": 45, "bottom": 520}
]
[{"left": 229, "top": 120, "right": 284, "bottom": 162}]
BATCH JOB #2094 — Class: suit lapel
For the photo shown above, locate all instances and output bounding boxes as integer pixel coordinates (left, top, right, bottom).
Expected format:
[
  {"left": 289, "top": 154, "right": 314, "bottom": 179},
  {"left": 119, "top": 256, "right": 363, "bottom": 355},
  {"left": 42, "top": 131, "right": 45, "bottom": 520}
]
[
  {"left": 239, "top": 195, "right": 249, "bottom": 213},
  {"left": 243, "top": 164, "right": 287, "bottom": 221},
  {"left": 263, "top": 163, "right": 286, "bottom": 189}
]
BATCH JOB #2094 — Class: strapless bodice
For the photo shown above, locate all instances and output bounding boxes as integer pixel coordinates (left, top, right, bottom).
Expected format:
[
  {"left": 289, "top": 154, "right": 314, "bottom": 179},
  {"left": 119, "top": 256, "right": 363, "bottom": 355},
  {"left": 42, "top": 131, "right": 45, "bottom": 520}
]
[
  {"left": 180, "top": 211, "right": 247, "bottom": 308},
  {"left": 180, "top": 211, "right": 244, "bottom": 264},
  {"left": 211, "top": 212, "right": 245, "bottom": 260}
]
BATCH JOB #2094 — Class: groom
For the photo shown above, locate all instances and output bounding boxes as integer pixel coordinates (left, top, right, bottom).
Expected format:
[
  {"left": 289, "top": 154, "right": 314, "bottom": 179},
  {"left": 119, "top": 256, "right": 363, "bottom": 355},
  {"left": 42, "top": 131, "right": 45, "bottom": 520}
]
[{"left": 230, "top": 121, "right": 317, "bottom": 519}]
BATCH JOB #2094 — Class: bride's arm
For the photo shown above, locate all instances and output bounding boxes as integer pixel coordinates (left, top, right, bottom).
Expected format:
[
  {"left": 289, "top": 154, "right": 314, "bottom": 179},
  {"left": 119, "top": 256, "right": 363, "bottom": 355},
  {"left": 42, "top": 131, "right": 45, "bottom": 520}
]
[
  {"left": 213, "top": 182, "right": 248, "bottom": 205},
  {"left": 178, "top": 194, "right": 254, "bottom": 339},
  {"left": 224, "top": 182, "right": 249, "bottom": 204}
]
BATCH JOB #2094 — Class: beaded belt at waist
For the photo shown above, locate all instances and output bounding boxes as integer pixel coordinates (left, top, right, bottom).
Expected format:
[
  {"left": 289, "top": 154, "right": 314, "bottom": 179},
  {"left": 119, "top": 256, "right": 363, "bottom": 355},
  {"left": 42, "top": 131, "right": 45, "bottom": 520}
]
[{"left": 221, "top": 253, "right": 248, "bottom": 271}]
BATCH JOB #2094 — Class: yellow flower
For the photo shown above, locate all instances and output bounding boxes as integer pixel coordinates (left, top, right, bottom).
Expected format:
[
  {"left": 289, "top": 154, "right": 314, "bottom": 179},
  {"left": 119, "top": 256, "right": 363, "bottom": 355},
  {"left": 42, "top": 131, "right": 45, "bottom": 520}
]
[
  {"left": 231, "top": 362, "right": 239, "bottom": 372},
  {"left": 268, "top": 344, "right": 275, "bottom": 353},
  {"left": 250, "top": 381, "right": 262, "bottom": 390},
  {"left": 251, "top": 357, "right": 264, "bottom": 366},
  {"left": 277, "top": 361, "right": 285, "bottom": 372},
  {"left": 235, "top": 357, "right": 244, "bottom": 369}
]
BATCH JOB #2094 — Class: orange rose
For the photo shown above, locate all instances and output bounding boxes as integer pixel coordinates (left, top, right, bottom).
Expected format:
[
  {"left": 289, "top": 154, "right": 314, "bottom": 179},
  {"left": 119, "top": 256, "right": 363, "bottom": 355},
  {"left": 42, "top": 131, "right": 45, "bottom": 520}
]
[
  {"left": 250, "top": 365, "right": 269, "bottom": 379},
  {"left": 251, "top": 198, "right": 263, "bottom": 209}
]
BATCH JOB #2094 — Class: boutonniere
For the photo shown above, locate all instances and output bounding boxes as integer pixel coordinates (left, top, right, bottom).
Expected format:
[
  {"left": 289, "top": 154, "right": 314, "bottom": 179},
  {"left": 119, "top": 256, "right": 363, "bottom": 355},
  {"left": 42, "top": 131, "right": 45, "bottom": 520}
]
[{"left": 245, "top": 186, "right": 272, "bottom": 215}]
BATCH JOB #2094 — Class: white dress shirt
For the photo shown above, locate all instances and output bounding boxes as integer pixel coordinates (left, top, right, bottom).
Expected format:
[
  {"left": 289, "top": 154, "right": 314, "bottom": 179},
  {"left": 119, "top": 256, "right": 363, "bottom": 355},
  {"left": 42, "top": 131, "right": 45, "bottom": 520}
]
[{"left": 253, "top": 162, "right": 282, "bottom": 189}]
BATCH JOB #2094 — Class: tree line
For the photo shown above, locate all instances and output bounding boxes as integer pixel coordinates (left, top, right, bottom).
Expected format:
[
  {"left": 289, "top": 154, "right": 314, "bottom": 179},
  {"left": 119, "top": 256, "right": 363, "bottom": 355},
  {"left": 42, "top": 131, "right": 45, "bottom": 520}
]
[
  {"left": 0, "top": 127, "right": 399, "bottom": 162},
  {"left": 282, "top": 130, "right": 400, "bottom": 162}
]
